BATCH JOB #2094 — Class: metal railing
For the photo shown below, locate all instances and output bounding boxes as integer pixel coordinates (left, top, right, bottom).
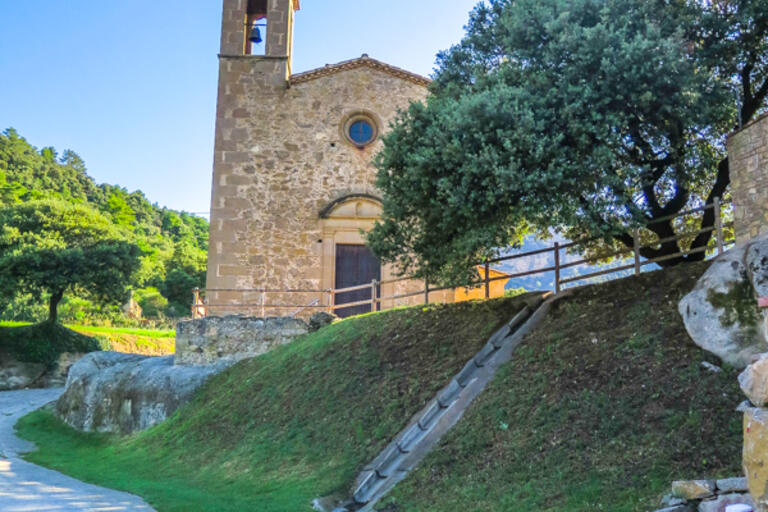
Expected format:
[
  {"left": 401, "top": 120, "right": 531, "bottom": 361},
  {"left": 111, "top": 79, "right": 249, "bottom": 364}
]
[{"left": 193, "top": 198, "right": 733, "bottom": 318}]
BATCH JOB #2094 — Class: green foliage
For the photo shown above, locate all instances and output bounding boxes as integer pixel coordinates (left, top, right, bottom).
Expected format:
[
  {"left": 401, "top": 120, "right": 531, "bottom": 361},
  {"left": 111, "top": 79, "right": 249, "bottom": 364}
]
[
  {"left": 0, "top": 200, "right": 142, "bottom": 322},
  {"left": 0, "top": 322, "right": 102, "bottom": 366},
  {"left": 134, "top": 287, "right": 169, "bottom": 318},
  {"left": 162, "top": 269, "right": 199, "bottom": 315},
  {"left": 0, "top": 129, "right": 209, "bottom": 321},
  {"left": 503, "top": 287, "right": 527, "bottom": 297},
  {"left": 368, "top": 0, "right": 768, "bottom": 284}
]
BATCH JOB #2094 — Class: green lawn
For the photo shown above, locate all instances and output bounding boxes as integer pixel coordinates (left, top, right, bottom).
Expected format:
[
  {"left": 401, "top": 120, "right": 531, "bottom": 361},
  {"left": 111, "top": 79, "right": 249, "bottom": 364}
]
[
  {"left": 0, "top": 321, "right": 174, "bottom": 338},
  {"left": 0, "top": 321, "right": 175, "bottom": 356},
  {"left": 17, "top": 295, "right": 532, "bottom": 511}
]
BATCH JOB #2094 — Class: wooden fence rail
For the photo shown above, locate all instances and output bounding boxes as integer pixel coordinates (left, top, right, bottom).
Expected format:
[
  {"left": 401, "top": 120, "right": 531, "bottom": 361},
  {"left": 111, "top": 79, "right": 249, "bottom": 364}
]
[{"left": 193, "top": 198, "right": 733, "bottom": 318}]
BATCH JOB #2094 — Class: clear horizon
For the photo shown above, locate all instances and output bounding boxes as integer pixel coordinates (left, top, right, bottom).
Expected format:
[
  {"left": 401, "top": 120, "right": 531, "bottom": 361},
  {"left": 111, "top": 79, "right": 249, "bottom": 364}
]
[{"left": 0, "top": 0, "right": 479, "bottom": 216}]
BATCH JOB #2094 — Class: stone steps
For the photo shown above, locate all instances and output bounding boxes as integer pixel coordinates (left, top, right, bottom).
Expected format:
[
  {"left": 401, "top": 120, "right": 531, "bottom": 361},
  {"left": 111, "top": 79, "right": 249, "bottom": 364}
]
[{"left": 322, "top": 291, "right": 565, "bottom": 512}]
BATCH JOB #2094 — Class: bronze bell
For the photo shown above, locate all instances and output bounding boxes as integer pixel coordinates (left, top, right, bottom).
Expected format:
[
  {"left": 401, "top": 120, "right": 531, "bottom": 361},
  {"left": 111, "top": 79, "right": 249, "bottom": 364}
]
[{"left": 249, "top": 25, "right": 262, "bottom": 44}]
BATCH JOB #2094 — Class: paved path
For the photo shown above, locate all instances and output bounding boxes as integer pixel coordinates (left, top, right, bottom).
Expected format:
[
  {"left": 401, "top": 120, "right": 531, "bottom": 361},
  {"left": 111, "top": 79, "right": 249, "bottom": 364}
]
[{"left": 0, "top": 388, "right": 155, "bottom": 511}]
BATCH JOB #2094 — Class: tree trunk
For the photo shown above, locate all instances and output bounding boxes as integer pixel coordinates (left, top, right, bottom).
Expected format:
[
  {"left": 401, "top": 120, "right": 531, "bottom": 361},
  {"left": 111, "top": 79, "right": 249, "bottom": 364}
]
[
  {"left": 48, "top": 290, "right": 63, "bottom": 324},
  {"left": 611, "top": 156, "right": 730, "bottom": 268}
]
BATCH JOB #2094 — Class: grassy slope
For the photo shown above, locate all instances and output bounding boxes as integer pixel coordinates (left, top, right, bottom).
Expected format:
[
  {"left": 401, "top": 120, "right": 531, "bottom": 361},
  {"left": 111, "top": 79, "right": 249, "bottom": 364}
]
[
  {"left": 17, "top": 295, "right": 533, "bottom": 512},
  {"left": 380, "top": 261, "right": 743, "bottom": 512},
  {"left": 0, "top": 321, "right": 174, "bottom": 356}
]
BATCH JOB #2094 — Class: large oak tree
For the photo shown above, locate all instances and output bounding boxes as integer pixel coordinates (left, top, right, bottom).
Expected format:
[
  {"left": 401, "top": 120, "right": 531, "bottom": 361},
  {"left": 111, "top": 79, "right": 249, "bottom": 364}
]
[{"left": 368, "top": 0, "right": 768, "bottom": 284}]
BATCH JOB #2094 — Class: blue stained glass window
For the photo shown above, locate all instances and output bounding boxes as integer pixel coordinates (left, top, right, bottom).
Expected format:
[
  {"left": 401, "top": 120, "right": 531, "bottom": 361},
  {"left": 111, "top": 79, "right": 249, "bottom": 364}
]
[{"left": 348, "top": 120, "right": 374, "bottom": 145}]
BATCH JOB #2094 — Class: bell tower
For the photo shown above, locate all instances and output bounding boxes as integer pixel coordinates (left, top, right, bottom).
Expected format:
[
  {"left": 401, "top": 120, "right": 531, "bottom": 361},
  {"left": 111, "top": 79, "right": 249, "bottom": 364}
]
[
  {"left": 219, "top": 0, "right": 298, "bottom": 79},
  {"left": 207, "top": 0, "right": 299, "bottom": 296}
]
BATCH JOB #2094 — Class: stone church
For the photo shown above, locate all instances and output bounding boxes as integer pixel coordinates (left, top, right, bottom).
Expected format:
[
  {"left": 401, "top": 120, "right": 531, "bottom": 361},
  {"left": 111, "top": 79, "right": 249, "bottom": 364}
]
[{"left": 205, "top": 0, "right": 507, "bottom": 317}]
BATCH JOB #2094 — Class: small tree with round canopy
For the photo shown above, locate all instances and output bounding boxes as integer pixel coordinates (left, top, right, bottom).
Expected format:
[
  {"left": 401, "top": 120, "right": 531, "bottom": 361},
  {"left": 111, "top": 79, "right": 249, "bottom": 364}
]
[{"left": 0, "top": 200, "right": 142, "bottom": 324}]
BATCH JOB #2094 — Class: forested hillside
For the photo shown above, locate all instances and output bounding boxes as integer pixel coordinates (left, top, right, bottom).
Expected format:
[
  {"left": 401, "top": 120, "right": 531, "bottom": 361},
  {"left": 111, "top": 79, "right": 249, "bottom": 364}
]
[{"left": 0, "top": 128, "right": 208, "bottom": 324}]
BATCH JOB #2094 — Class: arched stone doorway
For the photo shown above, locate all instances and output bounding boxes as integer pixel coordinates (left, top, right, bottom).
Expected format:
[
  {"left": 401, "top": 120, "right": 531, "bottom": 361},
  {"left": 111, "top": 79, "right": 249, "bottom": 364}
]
[{"left": 318, "top": 195, "right": 382, "bottom": 317}]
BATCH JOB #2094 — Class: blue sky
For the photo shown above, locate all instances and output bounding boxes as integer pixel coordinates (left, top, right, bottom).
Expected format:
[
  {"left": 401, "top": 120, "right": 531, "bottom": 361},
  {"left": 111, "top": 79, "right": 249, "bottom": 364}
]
[{"left": 0, "top": 1, "right": 479, "bottom": 214}]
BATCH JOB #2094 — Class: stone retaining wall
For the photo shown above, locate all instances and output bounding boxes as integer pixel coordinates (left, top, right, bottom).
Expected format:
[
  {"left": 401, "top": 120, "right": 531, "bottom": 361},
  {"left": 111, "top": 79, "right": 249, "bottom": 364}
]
[{"left": 174, "top": 315, "right": 308, "bottom": 365}]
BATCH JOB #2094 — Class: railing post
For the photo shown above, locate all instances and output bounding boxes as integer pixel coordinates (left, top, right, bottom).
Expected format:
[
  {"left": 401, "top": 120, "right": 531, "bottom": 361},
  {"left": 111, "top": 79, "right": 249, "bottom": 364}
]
[
  {"left": 633, "top": 229, "right": 641, "bottom": 275},
  {"left": 261, "top": 291, "right": 266, "bottom": 318},
  {"left": 424, "top": 277, "right": 429, "bottom": 305},
  {"left": 370, "top": 279, "right": 378, "bottom": 313},
  {"left": 714, "top": 196, "right": 724, "bottom": 255},
  {"left": 191, "top": 288, "right": 201, "bottom": 318},
  {"left": 554, "top": 242, "right": 561, "bottom": 294},
  {"left": 484, "top": 262, "right": 490, "bottom": 299},
  {"left": 328, "top": 288, "right": 335, "bottom": 314}
]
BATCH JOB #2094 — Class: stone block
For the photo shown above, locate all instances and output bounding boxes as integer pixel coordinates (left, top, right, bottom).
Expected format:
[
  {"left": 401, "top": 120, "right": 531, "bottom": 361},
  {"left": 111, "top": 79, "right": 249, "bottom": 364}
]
[
  {"left": 397, "top": 423, "right": 426, "bottom": 453},
  {"left": 352, "top": 470, "right": 383, "bottom": 505},
  {"left": 374, "top": 444, "right": 403, "bottom": 478},
  {"left": 488, "top": 323, "right": 512, "bottom": 348},
  {"left": 717, "top": 478, "right": 749, "bottom": 493},
  {"left": 456, "top": 359, "right": 478, "bottom": 388},
  {"left": 698, "top": 493, "right": 754, "bottom": 512},
  {"left": 740, "top": 356, "right": 768, "bottom": 406},
  {"left": 437, "top": 379, "right": 462, "bottom": 408},
  {"left": 744, "top": 407, "right": 768, "bottom": 511},
  {"left": 473, "top": 342, "right": 498, "bottom": 367},
  {"left": 418, "top": 400, "right": 442, "bottom": 431},
  {"left": 672, "top": 480, "right": 716, "bottom": 500}
]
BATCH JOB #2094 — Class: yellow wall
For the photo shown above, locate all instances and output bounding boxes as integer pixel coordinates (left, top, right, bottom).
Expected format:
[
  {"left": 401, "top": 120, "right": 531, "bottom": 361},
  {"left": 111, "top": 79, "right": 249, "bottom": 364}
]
[{"left": 454, "top": 267, "right": 510, "bottom": 302}]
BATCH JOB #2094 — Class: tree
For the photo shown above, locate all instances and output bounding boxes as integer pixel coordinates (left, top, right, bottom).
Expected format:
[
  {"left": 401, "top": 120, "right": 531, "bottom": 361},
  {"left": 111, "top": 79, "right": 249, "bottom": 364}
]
[
  {"left": 0, "top": 129, "right": 211, "bottom": 323},
  {"left": 368, "top": 0, "right": 768, "bottom": 284},
  {"left": 0, "top": 200, "right": 142, "bottom": 323}
]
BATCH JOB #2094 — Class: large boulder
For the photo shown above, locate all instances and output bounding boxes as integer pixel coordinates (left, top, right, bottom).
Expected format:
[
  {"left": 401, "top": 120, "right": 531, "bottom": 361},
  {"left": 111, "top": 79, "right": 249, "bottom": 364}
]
[
  {"left": 679, "top": 234, "right": 768, "bottom": 368},
  {"left": 55, "top": 351, "right": 230, "bottom": 434}
]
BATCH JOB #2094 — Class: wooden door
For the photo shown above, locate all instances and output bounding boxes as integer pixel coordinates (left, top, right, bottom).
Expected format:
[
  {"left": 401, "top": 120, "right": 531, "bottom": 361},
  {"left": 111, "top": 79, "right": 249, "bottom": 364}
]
[{"left": 334, "top": 244, "right": 381, "bottom": 318}]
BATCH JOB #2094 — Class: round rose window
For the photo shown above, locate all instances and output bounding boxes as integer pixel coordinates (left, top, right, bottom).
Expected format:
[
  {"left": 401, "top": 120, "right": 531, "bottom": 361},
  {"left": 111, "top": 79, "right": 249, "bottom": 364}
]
[{"left": 346, "top": 118, "right": 376, "bottom": 147}]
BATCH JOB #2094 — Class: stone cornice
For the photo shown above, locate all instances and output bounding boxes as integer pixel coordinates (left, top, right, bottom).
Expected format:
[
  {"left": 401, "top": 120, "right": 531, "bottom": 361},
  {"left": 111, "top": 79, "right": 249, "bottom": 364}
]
[
  {"left": 290, "top": 55, "right": 431, "bottom": 88},
  {"left": 218, "top": 54, "right": 289, "bottom": 60},
  {"left": 728, "top": 112, "right": 768, "bottom": 140}
]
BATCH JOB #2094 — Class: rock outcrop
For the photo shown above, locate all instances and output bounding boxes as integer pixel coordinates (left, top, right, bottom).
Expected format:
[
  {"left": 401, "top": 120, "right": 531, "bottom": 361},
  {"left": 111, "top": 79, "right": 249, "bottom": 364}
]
[
  {"left": 56, "top": 352, "right": 229, "bottom": 434},
  {"left": 0, "top": 351, "right": 86, "bottom": 391},
  {"left": 0, "top": 353, "right": 46, "bottom": 391},
  {"left": 57, "top": 315, "right": 311, "bottom": 434},
  {"left": 679, "top": 234, "right": 768, "bottom": 368}
]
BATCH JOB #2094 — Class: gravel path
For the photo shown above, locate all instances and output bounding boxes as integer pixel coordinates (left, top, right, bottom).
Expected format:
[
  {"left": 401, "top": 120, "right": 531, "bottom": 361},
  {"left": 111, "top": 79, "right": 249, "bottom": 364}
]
[{"left": 0, "top": 388, "right": 155, "bottom": 511}]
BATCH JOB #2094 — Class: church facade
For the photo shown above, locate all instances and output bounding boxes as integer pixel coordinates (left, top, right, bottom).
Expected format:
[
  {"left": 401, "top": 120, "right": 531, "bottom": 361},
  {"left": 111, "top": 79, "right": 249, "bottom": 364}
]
[{"left": 205, "top": 0, "right": 500, "bottom": 317}]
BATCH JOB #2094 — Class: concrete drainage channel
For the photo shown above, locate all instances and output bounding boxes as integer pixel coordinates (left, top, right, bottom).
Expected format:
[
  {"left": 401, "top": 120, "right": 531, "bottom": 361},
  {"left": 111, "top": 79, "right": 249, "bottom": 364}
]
[{"left": 314, "top": 291, "right": 568, "bottom": 512}]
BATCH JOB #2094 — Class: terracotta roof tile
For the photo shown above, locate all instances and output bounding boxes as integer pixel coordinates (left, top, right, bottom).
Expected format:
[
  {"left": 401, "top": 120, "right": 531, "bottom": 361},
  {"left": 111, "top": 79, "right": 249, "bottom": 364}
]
[{"left": 290, "top": 54, "right": 431, "bottom": 88}]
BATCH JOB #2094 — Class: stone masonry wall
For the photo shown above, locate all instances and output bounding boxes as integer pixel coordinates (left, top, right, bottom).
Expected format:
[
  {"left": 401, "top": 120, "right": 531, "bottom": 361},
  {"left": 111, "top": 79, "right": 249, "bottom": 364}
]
[
  {"left": 729, "top": 113, "right": 768, "bottom": 244},
  {"left": 175, "top": 316, "right": 308, "bottom": 365},
  {"left": 207, "top": 57, "right": 429, "bottom": 313}
]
